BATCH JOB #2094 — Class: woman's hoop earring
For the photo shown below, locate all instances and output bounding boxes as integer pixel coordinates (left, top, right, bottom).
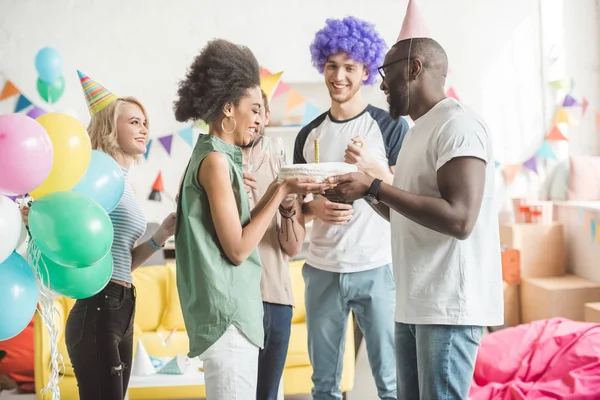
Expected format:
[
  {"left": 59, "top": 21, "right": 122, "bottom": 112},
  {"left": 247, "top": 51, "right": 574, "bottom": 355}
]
[{"left": 221, "top": 116, "right": 237, "bottom": 134}]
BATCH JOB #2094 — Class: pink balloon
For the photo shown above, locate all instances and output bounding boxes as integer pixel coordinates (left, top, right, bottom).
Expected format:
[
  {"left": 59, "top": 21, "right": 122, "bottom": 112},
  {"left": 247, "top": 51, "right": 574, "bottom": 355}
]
[{"left": 0, "top": 114, "right": 54, "bottom": 196}]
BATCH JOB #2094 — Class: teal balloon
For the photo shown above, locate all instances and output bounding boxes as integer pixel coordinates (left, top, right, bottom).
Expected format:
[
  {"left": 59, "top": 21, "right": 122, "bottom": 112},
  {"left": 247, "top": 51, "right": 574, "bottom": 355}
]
[
  {"left": 0, "top": 252, "right": 38, "bottom": 340},
  {"left": 35, "top": 47, "right": 63, "bottom": 84},
  {"left": 38, "top": 252, "right": 113, "bottom": 299},
  {"left": 73, "top": 150, "right": 125, "bottom": 213},
  {"left": 37, "top": 76, "right": 65, "bottom": 103},
  {"left": 29, "top": 191, "right": 114, "bottom": 268}
]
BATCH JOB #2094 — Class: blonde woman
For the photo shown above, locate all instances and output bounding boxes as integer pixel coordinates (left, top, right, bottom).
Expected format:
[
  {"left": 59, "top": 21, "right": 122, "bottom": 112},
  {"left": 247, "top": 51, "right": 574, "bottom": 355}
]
[{"left": 62, "top": 72, "right": 175, "bottom": 400}]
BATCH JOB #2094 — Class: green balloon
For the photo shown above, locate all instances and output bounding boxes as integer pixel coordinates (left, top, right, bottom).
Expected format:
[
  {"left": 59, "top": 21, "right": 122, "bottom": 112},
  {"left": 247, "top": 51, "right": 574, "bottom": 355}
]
[
  {"left": 37, "top": 76, "right": 65, "bottom": 103},
  {"left": 38, "top": 252, "right": 113, "bottom": 299},
  {"left": 29, "top": 191, "right": 114, "bottom": 268}
]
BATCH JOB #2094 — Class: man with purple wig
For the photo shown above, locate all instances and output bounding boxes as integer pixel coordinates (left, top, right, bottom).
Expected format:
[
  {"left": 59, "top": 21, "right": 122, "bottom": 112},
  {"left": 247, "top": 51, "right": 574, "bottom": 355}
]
[{"left": 293, "top": 16, "right": 408, "bottom": 400}]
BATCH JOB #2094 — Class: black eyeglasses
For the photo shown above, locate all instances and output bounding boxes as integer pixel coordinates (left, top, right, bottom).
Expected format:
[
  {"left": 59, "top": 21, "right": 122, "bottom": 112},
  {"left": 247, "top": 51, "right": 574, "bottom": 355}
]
[{"left": 377, "top": 57, "right": 411, "bottom": 81}]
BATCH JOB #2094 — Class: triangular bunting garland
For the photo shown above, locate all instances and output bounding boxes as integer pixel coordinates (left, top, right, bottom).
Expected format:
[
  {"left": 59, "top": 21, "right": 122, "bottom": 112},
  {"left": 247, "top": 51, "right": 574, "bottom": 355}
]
[
  {"left": 272, "top": 80, "right": 291, "bottom": 99},
  {"left": 14, "top": 95, "right": 32, "bottom": 112},
  {"left": 582, "top": 97, "right": 589, "bottom": 116},
  {"left": 0, "top": 80, "right": 20, "bottom": 100},
  {"left": 562, "top": 94, "right": 579, "bottom": 107},
  {"left": 152, "top": 172, "right": 164, "bottom": 192},
  {"left": 144, "top": 139, "right": 152, "bottom": 160},
  {"left": 178, "top": 127, "right": 194, "bottom": 147},
  {"left": 591, "top": 219, "right": 596, "bottom": 241},
  {"left": 260, "top": 72, "right": 283, "bottom": 101},
  {"left": 158, "top": 135, "right": 174, "bottom": 155},
  {"left": 522, "top": 157, "right": 538, "bottom": 173},
  {"left": 494, "top": 161, "right": 501, "bottom": 168},
  {"left": 554, "top": 108, "right": 570, "bottom": 125},
  {"left": 546, "top": 125, "right": 567, "bottom": 141},
  {"left": 536, "top": 140, "right": 556, "bottom": 159},
  {"left": 260, "top": 67, "right": 272, "bottom": 78},
  {"left": 446, "top": 87, "right": 460, "bottom": 101},
  {"left": 549, "top": 77, "right": 570, "bottom": 91},
  {"left": 302, "top": 103, "right": 322, "bottom": 126},
  {"left": 286, "top": 89, "right": 305, "bottom": 111},
  {"left": 502, "top": 165, "right": 521, "bottom": 184}
]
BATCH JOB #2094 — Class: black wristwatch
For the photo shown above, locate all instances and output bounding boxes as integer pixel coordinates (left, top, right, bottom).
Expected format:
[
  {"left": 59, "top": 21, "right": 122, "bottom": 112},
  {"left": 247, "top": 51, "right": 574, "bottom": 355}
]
[{"left": 364, "top": 178, "right": 382, "bottom": 204}]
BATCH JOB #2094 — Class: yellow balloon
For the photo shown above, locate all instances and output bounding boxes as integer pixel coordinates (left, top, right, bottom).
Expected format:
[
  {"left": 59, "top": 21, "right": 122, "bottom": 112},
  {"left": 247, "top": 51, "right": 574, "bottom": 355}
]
[{"left": 29, "top": 113, "right": 91, "bottom": 199}]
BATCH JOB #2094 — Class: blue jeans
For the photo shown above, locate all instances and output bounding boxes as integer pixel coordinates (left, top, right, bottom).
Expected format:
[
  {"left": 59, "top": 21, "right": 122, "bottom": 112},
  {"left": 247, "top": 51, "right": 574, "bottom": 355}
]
[
  {"left": 303, "top": 264, "right": 397, "bottom": 400},
  {"left": 256, "top": 302, "right": 293, "bottom": 400},
  {"left": 395, "top": 323, "right": 483, "bottom": 400}
]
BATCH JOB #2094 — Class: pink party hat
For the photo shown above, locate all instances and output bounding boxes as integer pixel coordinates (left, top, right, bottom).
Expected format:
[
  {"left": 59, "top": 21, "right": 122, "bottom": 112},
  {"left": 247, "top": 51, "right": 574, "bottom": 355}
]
[
  {"left": 77, "top": 70, "right": 119, "bottom": 116},
  {"left": 397, "top": 0, "right": 430, "bottom": 42}
]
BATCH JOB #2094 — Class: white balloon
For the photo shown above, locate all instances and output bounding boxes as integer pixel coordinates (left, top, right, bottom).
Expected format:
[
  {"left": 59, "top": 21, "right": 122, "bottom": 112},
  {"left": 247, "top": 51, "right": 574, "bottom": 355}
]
[{"left": 0, "top": 195, "right": 22, "bottom": 263}]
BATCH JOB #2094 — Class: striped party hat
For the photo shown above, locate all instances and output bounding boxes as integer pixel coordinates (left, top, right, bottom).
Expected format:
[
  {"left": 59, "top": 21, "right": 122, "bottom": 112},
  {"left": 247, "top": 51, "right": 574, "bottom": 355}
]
[{"left": 77, "top": 70, "right": 119, "bottom": 115}]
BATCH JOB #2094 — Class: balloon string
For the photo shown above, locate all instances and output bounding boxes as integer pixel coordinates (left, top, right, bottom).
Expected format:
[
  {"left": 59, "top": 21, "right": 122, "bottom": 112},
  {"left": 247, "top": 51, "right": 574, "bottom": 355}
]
[{"left": 27, "top": 240, "right": 63, "bottom": 400}]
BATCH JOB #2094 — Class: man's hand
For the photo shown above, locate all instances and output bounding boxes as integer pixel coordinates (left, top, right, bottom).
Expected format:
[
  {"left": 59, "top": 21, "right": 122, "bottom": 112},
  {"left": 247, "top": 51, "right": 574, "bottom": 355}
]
[
  {"left": 306, "top": 195, "right": 354, "bottom": 225},
  {"left": 327, "top": 172, "right": 374, "bottom": 203},
  {"left": 344, "top": 137, "right": 376, "bottom": 172}
]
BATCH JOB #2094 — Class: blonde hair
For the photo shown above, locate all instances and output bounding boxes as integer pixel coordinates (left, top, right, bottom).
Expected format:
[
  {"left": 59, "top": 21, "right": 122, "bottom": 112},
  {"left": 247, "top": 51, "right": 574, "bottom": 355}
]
[{"left": 87, "top": 96, "right": 149, "bottom": 160}]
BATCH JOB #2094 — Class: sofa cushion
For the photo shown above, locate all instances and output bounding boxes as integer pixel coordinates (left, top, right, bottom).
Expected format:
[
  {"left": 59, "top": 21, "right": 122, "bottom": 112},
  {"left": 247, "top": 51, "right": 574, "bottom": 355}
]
[
  {"left": 133, "top": 266, "right": 169, "bottom": 331},
  {"left": 159, "top": 265, "right": 186, "bottom": 331},
  {"left": 286, "top": 323, "right": 311, "bottom": 367},
  {"left": 289, "top": 260, "right": 306, "bottom": 324},
  {"left": 139, "top": 331, "right": 190, "bottom": 359}
]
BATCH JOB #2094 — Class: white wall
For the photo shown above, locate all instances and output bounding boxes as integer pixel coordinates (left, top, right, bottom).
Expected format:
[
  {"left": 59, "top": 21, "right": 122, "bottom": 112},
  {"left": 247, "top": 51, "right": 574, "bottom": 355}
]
[{"left": 1, "top": 0, "right": 598, "bottom": 222}]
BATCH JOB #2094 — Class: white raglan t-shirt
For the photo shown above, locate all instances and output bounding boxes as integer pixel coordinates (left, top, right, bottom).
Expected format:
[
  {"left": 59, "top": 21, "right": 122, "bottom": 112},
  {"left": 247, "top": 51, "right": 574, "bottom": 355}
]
[{"left": 391, "top": 98, "right": 504, "bottom": 326}]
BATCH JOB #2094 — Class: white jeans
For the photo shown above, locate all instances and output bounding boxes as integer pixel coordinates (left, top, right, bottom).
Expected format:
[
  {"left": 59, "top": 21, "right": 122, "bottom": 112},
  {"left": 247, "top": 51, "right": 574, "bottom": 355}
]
[{"left": 200, "top": 324, "right": 259, "bottom": 400}]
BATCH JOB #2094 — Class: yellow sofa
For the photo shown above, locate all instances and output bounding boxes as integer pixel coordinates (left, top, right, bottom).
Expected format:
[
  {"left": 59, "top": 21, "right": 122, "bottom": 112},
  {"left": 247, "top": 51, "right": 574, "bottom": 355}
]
[{"left": 35, "top": 261, "right": 355, "bottom": 399}]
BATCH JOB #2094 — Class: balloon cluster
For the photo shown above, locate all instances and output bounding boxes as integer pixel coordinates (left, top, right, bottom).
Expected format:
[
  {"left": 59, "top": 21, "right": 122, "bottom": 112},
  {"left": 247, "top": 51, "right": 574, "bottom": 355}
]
[
  {"left": 0, "top": 112, "right": 125, "bottom": 341},
  {"left": 35, "top": 47, "right": 65, "bottom": 104}
]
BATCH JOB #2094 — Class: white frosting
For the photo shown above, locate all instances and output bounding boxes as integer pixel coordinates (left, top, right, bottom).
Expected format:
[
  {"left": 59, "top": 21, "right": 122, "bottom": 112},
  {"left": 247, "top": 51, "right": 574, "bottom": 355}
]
[{"left": 277, "top": 162, "right": 358, "bottom": 183}]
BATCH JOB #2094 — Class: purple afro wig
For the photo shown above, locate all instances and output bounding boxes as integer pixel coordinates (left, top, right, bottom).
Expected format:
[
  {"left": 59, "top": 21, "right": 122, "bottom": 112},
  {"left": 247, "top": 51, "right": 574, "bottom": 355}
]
[{"left": 310, "top": 16, "right": 387, "bottom": 86}]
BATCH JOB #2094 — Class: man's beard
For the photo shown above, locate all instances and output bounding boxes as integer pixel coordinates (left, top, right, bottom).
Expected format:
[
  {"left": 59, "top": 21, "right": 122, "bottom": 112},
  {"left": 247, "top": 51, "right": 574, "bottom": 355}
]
[{"left": 389, "top": 87, "right": 409, "bottom": 120}]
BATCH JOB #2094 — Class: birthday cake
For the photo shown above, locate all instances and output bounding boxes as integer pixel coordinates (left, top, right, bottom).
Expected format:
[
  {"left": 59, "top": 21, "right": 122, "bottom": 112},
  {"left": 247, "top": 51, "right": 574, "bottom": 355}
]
[{"left": 278, "top": 162, "right": 357, "bottom": 183}]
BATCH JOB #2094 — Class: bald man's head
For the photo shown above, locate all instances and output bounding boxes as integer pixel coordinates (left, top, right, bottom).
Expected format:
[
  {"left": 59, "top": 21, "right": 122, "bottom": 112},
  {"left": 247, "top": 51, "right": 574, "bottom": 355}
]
[{"left": 379, "top": 38, "right": 448, "bottom": 119}]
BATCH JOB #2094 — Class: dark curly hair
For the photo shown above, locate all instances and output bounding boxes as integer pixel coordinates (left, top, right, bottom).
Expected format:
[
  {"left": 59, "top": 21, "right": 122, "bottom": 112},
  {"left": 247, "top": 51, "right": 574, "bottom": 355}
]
[
  {"left": 310, "top": 16, "right": 387, "bottom": 86},
  {"left": 174, "top": 39, "right": 260, "bottom": 123}
]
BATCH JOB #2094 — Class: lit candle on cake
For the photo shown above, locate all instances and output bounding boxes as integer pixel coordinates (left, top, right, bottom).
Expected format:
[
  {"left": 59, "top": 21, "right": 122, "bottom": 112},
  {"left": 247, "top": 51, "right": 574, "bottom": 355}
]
[{"left": 314, "top": 139, "right": 320, "bottom": 164}]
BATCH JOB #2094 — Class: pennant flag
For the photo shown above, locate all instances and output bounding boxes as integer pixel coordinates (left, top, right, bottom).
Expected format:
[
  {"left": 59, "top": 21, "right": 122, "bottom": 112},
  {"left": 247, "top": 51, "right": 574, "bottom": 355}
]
[
  {"left": 144, "top": 139, "right": 153, "bottom": 160},
  {"left": 591, "top": 219, "right": 596, "bottom": 241},
  {"left": 152, "top": 172, "right": 164, "bottom": 192},
  {"left": 158, "top": 135, "right": 174, "bottom": 155},
  {"left": 260, "top": 67, "right": 272, "bottom": 78},
  {"left": 562, "top": 94, "right": 579, "bottom": 107},
  {"left": 494, "top": 161, "right": 501, "bottom": 168},
  {"left": 302, "top": 103, "right": 322, "bottom": 126},
  {"left": 178, "top": 126, "right": 194, "bottom": 147},
  {"left": 596, "top": 111, "right": 600, "bottom": 133},
  {"left": 14, "top": 95, "right": 32, "bottom": 112},
  {"left": 536, "top": 140, "right": 556, "bottom": 159},
  {"left": 502, "top": 165, "right": 521, "bottom": 184},
  {"left": 549, "top": 77, "right": 570, "bottom": 91},
  {"left": 554, "top": 108, "right": 570, "bottom": 125},
  {"left": 260, "top": 72, "right": 283, "bottom": 101},
  {"left": 446, "top": 87, "right": 460, "bottom": 101},
  {"left": 286, "top": 89, "right": 305, "bottom": 111},
  {"left": 0, "top": 80, "right": 19, "bottom": 100},
  {"left": 522, "top": 157, "right": 538, "bottom": 173},
  {"left": 272, "top": 80, "right": 291, "bottom": 99},
  {"left": 546, "top": 125, "right": 567, "bottom": 141},
  {"left": 582, "top": 97, "right": 589, "bottom": 116}
]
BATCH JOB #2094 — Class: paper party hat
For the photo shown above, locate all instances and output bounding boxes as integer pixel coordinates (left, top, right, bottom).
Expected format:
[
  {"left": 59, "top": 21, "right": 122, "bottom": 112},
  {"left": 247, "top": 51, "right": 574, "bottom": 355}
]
[
  {"left": 131, "top": 340, "right": 156, "bottom": 376},
  {"left": 260, "top": 71, "right": 283, "bottom": 102},
  {"left": 397, "top": 0, "right": 431, "bottom": 42},
  {"left": 77, "top": 70, "right": 119, "bottom": 116}
]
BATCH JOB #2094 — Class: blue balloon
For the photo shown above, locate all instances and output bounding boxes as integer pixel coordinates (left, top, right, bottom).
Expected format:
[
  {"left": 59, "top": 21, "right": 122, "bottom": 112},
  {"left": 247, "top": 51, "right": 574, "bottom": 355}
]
[
  {"left": 0, "top": 251, "right": 38, "bottom": 341},
  {"left": 34, "top": 47, "right": 63, "bottom": 84},
  {"left": 73, "top": 150, "right": 125, "bottom": 213}
]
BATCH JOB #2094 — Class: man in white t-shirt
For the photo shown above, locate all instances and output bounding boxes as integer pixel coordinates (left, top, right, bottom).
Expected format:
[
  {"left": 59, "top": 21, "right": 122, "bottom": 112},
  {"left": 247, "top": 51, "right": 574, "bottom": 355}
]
[
  {"left": 294, "top": 16, "right": 409, "bottom": 400},
  {"left": 327, "top": 3, "right": 504, "bottom": 399}
]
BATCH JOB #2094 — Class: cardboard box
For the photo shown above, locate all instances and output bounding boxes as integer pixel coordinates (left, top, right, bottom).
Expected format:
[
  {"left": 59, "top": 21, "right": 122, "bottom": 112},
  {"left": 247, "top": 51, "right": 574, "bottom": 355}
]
[
  {"left": 584, "top": 302, "right": 600, "bottom": 323},
  {"left": 500, "top": 222, "right": 564, "bottom": 278},
  {"left": 501, "top": 249, "right": 521, "bottom": 284},
  {"left": 503, "top": 282, "right": 520, "bottom": 327},
  {"left": 520, "top": 275, "right": 600, "bottom": 323}
]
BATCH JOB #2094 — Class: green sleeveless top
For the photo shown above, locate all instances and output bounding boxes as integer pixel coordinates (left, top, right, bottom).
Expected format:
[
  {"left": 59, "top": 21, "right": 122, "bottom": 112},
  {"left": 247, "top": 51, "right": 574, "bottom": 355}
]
[{"left": 175, "top": 134, "right": 263, "bottom": 357}]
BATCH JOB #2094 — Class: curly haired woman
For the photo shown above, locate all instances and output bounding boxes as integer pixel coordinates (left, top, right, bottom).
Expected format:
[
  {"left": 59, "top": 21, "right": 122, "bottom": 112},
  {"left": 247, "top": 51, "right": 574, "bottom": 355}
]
[
  {"left": 293, "top": 17, "right": 409, "bottom": 400},
  {"left": 172, "top": 39, "right": 332, "bottom": 400}
]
